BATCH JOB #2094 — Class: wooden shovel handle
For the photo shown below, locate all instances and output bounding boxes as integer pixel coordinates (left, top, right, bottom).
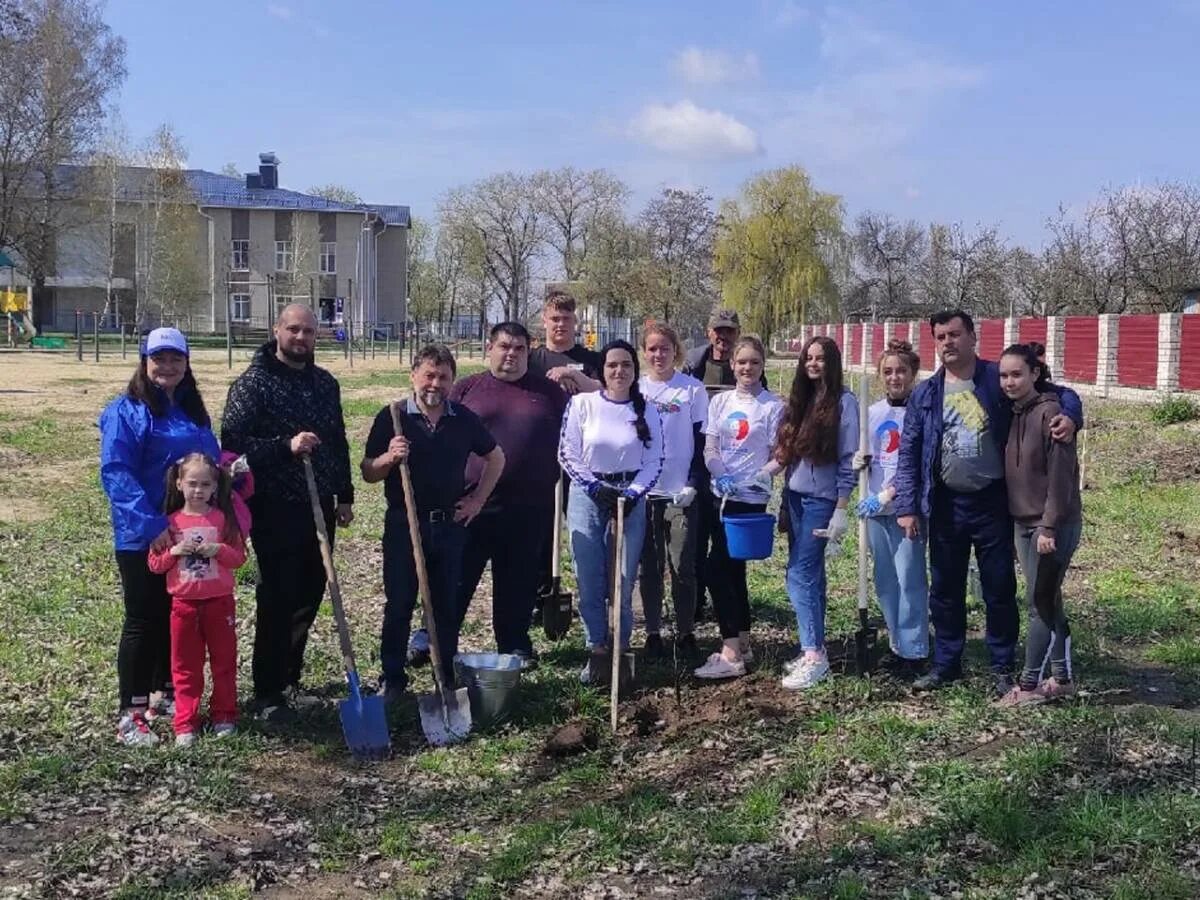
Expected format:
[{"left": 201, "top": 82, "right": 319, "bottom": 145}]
[
  {"left": 390, "top": 402, "right": 451, "bottom": 700},
  {"left": 857, "top": 373, "right": 871, "bottom": 614},
  {"left": 610, "top": 498, "right": 624, "bottom": 733},
  {"left": 302, "top": 456, "right": 356, "bottom": 675}
]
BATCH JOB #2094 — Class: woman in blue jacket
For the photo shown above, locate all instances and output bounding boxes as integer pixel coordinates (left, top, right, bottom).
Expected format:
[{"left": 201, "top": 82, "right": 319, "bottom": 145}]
[{"left": 99, "top": 328, "right": 220, "bottom": 746}]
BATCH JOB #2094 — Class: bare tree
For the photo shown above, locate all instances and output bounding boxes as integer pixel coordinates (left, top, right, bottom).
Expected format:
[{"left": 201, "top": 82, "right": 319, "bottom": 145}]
[
  {"left": 849, "top": 212, "right": 926, "bottom": 321},
  {"left": 534, "top": 167, "right": 628, "bottom": 281},
  {"left": 637, "top": 187, "right": 717, "bottom": 331},
  {"left": 308, "top": 183, "right": 362, "bottom": 205},
  {"left": 919, "top": 222, "right": 1010, "bottom": 317},
  {"left": 219, "top": 161, "right": 240, "bottom": 178}
]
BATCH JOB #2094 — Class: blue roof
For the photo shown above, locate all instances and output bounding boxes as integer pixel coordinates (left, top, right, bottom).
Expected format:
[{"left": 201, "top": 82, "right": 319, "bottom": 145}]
[{"left": 56, "top": 165, "right": 410, "bottom": 227}]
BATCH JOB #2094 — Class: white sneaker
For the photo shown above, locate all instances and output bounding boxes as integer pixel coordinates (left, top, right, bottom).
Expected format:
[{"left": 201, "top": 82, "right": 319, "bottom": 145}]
[
  {"left": 693, "top": 653, "right": 746, "bottom": 680},
  {"left": 781, "top": 658, "right": 831, "bottom": 691},
  {"left": 116, "top": 711, "right": 159, "bottom": 747},
  {"left": 175, "top": 732, "right": 197, "bottom": 748},
  {"left": 213, "top": 723, "right": 236, "bottom": 738},
  {"left": 783, "top": 656, "right": 804, "bottom": 675}
]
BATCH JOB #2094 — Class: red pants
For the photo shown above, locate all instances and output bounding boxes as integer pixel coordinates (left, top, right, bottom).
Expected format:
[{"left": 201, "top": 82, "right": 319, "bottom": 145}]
[{"left": 170, "top": 594, "right": 238, "bottom": 735}]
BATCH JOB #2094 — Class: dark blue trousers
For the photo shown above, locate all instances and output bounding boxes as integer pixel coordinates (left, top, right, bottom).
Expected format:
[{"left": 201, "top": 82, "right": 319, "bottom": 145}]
[
  {"left": 928, "top": 480, "right": 1018, "bottom": 675},
  {"left": 381, "top": 509, "right": 466, "bottom": 691}
]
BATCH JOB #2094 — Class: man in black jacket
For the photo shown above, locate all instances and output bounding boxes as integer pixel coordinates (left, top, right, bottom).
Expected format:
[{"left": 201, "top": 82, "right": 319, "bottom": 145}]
[{"left": 221, "top": 304, "right": 354, "bottom": 721}]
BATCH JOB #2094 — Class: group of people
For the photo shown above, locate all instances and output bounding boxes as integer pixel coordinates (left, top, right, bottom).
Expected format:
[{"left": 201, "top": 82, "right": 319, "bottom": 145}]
[{"left": 99, "top": 294, "right": 1083, "bottom": 747}]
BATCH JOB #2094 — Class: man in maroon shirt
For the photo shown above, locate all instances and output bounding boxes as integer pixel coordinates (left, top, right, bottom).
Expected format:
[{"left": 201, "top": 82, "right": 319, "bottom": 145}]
[{"left": 450, "top": 322, "right": 567, "bottom": 665}]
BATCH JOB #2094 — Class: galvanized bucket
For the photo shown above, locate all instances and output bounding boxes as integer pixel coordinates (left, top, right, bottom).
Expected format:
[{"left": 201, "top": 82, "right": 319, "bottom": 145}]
[{"left": 453, "top": 653, "right": 522, "bottom": 729}]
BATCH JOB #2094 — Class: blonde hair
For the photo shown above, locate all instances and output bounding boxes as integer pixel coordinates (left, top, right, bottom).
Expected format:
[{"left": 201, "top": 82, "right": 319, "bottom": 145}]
[
  {"left": 877, "top": 339, "right": 920, "bottom": 376},
  {"left": 640, "top": 321, "right": 683, "bottom": 367}
]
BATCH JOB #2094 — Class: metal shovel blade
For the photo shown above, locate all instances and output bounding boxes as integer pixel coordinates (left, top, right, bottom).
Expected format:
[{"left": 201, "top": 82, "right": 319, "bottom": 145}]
[
  {"left": 339, "top": 672, "right": 391, "bottom": 760},
  {"left": 854, "top": 609, "right": 879, "bottom": 676},
  {"left": 541, "top": 580, "right": 574, "bottom": 640},
  {"left": 417, "top": 687, "right": 472, "bottom": 747}
]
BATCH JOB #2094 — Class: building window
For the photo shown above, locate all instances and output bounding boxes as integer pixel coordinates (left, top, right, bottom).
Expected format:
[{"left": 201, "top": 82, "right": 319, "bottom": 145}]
[
  {"left": 275, "top": 295, "right": 305, "bottom": 317},
  {"left": 231, "top": 293, "right": 251, "bottom": 322},
  {"left": 274, "top": 240, "right": 294, "bottom": 272},
  {"left": 231, "top": 239, "right": 249, "bottom": 271},
  {"left": 320, "top": 241, "right": 336, "bottom": 274}
]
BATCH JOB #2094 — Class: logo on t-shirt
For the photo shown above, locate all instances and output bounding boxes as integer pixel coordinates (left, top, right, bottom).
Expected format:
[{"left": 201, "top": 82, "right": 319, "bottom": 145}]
[
  {"left": 651, "top": 391, "right": 684, "bottom": 416},
  {"left": 725, "top": 410, "right": 750, "bottom": 442},
  {"left": 876, "top": 419, "right": 902, "bottom": 456}
]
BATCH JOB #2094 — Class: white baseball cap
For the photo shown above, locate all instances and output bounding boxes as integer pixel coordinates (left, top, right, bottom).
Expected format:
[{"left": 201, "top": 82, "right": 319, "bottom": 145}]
[{"left": 143, "top": 327, "right": 189, "bottom": 357}]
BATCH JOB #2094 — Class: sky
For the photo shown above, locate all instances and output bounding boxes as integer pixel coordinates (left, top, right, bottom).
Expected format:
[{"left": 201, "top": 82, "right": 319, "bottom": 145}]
[{"left": 105, "top": 0, "right": 1200, "bottom": 247}]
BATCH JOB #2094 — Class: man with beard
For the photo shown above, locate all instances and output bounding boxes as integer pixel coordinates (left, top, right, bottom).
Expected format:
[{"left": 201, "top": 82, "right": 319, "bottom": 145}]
[
  {"left": 450, "top": 323, "right": 566, "bottom": 668},
  {"left": 361, "top": 344, "right": 505, "bottom": 702},
  {"left": 221, "top": 304, "right": 355, "bottom": 721}
]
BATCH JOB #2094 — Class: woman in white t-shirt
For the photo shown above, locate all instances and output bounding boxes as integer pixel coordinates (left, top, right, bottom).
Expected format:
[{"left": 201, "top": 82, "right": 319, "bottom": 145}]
[
  {"left": 695, "top": 335, "right": 784, "bottom": 680},
  {"left": 855, "top": 340, "right": 928, "bottom": 676},
  {"left": 637, "top": 322, "right": 708, "bottom": 660},
  {"left": 559, "top": 339, "right": 664, "bottom": 686}
]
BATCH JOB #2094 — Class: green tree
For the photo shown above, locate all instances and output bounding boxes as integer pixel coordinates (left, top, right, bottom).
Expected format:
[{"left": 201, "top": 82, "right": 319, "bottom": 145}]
[{"left": 714, "top": 166, "right": 843, "bottom": 344}]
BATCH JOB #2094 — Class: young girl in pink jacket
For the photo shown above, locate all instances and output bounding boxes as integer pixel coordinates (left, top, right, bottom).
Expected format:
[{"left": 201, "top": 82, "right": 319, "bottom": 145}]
[{"left": 148, "top": 453, "right": 247, "bottom": 746}]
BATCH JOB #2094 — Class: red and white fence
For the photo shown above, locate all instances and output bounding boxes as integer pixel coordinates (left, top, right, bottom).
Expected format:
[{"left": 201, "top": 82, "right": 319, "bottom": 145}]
[{"left": 774, "top": 313, "right": 1195, "bottom": 399}]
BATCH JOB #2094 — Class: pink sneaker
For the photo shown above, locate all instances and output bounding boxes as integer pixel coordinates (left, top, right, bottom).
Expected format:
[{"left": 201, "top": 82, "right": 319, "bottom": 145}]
[
  {"left": 1037, "top": 678, "right": 1077, "bottom": 701},
  {"left": 995, "top": 685, "right": 1045, "bottom": 708}
]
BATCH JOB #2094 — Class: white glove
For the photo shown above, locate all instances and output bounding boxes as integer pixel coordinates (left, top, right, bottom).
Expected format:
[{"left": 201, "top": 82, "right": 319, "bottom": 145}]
[
  {"left": 749, "top": 467, "right": 773, "bottom": 494},
  {"left": 671, "top": 486, "right": 697, "bottom": 509},
  {"left": 814, "top": 507, "right": 849, "bottom": 542},
  {"left": 852, "top": 451, "right": 871, "bottom": 472}
]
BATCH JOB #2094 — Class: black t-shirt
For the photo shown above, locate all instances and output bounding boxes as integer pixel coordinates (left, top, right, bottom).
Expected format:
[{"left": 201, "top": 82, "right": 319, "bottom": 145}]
[
  {"left": 364, "top": 400, "right": 497, "bottom": 513},
  {"left": 528, "top": 344, "right": 602, "bottom": 380}
]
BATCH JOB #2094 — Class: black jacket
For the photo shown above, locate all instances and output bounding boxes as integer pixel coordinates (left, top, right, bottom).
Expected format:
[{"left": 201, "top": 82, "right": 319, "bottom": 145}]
[
  {"left": 221, "top": 341, "right": 354, "bottom": 507},
  {"left": 682, "top": 344, "right": 769, "bottom": 389}
]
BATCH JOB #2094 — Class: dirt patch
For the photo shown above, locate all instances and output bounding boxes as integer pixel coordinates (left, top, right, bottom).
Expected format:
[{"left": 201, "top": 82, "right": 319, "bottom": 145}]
[{"left": 0, "top": 495, "right": 49, "bottom": 523}]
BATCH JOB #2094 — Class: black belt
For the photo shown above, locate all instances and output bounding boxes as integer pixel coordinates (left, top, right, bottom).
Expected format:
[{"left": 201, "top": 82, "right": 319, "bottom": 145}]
[
  {"left": 395, "top": 507, "right": 455, "bottom": 523},
  {"left": 592, "top": 470, "right": 639, "bottom": 483}
]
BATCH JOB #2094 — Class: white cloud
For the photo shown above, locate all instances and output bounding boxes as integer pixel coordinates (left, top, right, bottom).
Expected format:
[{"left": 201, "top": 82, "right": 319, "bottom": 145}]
[
  {"left": 672, "top": 47, "right": 760, "bottom": 85},
  {"left": 629, "top": 101, "right": 762, "bottom": 159},
  {"left": 266, "top": 3, "right": 292, "bottom": 20}
]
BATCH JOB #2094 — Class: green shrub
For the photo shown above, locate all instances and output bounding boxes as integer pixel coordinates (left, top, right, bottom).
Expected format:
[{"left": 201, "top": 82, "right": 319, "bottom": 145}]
[{"left": 1150, "top": 396, "right": 1200, "bottom": 425}]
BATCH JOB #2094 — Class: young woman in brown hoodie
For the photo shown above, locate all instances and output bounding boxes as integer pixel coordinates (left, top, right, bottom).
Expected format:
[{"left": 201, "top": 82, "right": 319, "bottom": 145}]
[{"left": 997, "top": 344, "right": 1083, "bottom": 706}]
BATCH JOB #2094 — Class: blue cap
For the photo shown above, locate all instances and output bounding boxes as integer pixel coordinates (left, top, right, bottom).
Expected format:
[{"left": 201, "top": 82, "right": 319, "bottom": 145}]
[{"left": 143, "top": 327, "right": 189, "bottom": 357}]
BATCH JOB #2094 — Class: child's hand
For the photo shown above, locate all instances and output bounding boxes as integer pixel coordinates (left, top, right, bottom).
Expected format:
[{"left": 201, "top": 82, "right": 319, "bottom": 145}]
[
  {"left": 169, "top": 541, "right": 192, "bottom": 557},
  {"left": 196, "top": 542, "right": 221, "bottom": 558}
]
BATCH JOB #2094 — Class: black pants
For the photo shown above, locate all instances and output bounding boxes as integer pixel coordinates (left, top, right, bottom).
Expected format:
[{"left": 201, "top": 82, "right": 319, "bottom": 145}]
[
  {"left": 381, "top": 510, "right": 466, "bottom": 691},
  {"left": 458, "top": 505, "right": 545, "bottom": 656},
  {"left": 251, "top": 497, "right": 334, "bottom": 702},
  {"left": 115, "top": 550, "right": 173, "bottom": 709},
  {"left": 706, "top": 498, "right": 766, "bottom": 639},
  {"left": 694, "top": 481, "right": 718, "bottom": 616}
]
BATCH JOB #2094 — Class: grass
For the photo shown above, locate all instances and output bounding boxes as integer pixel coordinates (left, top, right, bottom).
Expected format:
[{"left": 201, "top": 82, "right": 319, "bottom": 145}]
[{"left": 1, "top": 358, "right": 1198, "bottom": 898}]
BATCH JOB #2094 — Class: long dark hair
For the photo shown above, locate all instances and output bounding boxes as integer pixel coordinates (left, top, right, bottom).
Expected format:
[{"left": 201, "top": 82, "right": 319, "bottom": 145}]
[
  {"left": 163, "top": 453, "right": 242, "bottom": 546},
  {"left": 775, "top": 335, "right": 844, "bottom": 467},
  {"left": 127, "top": 357, "right": 210, "bottom": 427},
  {"left": 600, "top": 339, "right": 651, "bottom": 447},
  {"left": 1000, "top": 343, "right": 1052, "bottom": 390}
]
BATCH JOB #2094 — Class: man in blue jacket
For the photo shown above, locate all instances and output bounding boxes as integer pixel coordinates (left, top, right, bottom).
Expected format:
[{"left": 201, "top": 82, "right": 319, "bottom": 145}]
[{"left": 892, "top": 310, "right": 1082, "bottom": 694}]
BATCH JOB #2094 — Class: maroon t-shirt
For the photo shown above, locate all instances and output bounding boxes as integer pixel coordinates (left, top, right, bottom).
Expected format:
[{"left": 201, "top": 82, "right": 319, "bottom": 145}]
[{"left": 450, "top": 370, "right": 567, "bottom": 509}]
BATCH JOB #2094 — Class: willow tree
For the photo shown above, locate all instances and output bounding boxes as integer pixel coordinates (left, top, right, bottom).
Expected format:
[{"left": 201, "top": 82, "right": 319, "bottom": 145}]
[{"left": 714, "top": 166, "right": 843, "bottom": 344}]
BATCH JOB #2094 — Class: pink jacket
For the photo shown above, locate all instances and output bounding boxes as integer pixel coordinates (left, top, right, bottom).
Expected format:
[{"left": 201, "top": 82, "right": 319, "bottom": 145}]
[
  {"left": 220, "top": 450, "right": 254, "bottom": 537},
  {"left": 148, "top": 508, "right": 247, "bottom": 601}
]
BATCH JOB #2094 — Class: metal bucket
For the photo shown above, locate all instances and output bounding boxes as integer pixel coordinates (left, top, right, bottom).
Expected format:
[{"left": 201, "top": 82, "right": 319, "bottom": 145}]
[{"left": 453, "top": 653, "right": 522, "bottom": 729}]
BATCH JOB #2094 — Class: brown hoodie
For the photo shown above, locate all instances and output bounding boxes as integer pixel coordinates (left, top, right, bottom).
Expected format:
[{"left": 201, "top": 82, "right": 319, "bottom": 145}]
[{"left": 1005, "top": 391, "right": 1081, "bottom": 532}]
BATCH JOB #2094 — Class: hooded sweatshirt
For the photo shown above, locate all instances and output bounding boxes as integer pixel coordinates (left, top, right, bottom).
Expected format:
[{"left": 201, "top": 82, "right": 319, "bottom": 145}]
[{"left": 1004, "top": 391, "right": 1081, "bottom": 532}]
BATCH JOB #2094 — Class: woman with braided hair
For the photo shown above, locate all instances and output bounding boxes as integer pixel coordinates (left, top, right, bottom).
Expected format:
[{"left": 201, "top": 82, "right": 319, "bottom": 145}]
[{"left": 559, "top": 339, "right": 664, "bottom": 685}]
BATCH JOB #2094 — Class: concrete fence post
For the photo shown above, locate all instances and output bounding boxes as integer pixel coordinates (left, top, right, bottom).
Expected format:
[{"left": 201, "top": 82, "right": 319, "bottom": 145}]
[
  {"left": 1045, "top": 316, "right": 1064, "bottom": 379},
  {"left": 1157, "top": 312, "right": 1181, "bottom": 394},
  {"left": 842, "top": 322, "right": 853, "bottom": 369},
  {"left": 1096, "top": 314, "right": 1119, "bottom": 398},
  {"left": 1004, "top": 316, "right": 1019, "bottom": 347},
  {"left": 882, "top": 321, "right": 895, "bottom": 358},
  {"left": 909, "top": 320, "right": 923, "bottom": 372},
  {"left": 861, "top": 321, "right": 874, "bottom": 370}
]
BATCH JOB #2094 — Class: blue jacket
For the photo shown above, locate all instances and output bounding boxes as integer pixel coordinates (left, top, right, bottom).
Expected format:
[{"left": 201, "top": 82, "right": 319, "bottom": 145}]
[
  {"left": 785, "top": 389, "right": 859, "bottom": 502},
  {"left": 892, "top": 359, "right": 1083, "bottom": 520},
  {"left": 99, "top": 392, "right": 220, "bottom": 550}
]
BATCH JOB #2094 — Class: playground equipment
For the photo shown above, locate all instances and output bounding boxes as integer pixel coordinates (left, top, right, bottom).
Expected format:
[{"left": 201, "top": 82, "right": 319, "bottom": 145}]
[{"left": 1, "top": 286, "right": 36, "bottom": 346}]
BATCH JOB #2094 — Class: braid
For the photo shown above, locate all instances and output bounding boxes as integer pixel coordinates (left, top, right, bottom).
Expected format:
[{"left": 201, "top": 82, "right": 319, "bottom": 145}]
[{"left": 630, "top": 382, "right": 652, "bottom": 447}]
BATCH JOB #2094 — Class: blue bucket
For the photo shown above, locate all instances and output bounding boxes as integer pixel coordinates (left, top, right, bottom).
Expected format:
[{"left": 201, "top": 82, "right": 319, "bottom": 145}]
[{"left": 722, "top": 512, "right": 775, "bottom": 560}]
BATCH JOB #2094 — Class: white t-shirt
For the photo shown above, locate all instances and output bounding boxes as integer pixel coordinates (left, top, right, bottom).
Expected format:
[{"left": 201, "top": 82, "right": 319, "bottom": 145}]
[
  {"left": 705, "top": 388, "right": 784, "bottom": 503},
  {"left": 639, "top": 371, "right": 707, "bottom": 497},
  {"left": 867, "top": 398, "right": 908, "bottom": 514},
  {"left": 558, "top": 391, "right": 664, "bottom": 498}
]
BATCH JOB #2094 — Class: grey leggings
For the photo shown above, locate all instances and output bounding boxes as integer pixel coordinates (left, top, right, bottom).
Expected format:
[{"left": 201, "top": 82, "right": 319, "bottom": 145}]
[{"left": 1013, "top": 520, "right": 1081, "bottom": 687}]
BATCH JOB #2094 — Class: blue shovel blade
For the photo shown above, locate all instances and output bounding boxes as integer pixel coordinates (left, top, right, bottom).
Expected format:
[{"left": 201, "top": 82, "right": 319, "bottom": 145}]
[{"left": 339, "top": 671, "right": 391, "bottom": 760}]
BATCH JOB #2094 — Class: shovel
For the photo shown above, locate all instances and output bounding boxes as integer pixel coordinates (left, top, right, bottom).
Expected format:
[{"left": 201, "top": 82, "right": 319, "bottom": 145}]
[
  {"left": 391, "top": 405, "right": 471, "bottom": 745},
  {"left": 302, "top": 456, "right": 390, "bottom": 760},
  {"left": 855, "top": 373, "right": 879, "bottom": 674},
  {"left": 540, "top": 471, "right": 573, "bottom": 640}
]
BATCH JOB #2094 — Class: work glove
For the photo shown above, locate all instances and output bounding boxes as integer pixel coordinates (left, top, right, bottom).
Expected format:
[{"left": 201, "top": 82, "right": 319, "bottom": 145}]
[
  {"left": 852, "top": 451, "right": 872, "bottom": 472},
  {"left": 671, "top": 486, "right": 697, "bottom": 509},
  {"left": 713, "top": 475, "right": 738, "bottom": 497},
  {"left": 856, "top": 492, "right": 886, "bottom": 517},
  {"left": 826, "top": 508, "right": 849, "bottom": 542},
  {"left": 748, "top": 467, "right": 773, "bottom": 495},
  {"left": 621, "top": 487, "right": 643, "bottom": 513},
  {"left": 587, "top": 482, "right": 621, "bottom": 514}
]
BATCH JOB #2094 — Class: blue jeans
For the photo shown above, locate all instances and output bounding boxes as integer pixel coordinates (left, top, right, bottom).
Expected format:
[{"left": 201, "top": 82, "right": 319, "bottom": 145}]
[
  {"left": 866, "top": 515, "right": 929, "bottom": 660},
  {"left": 928, "top": 481, "right": 1018, "bottom": 675},
  {"left": 567, "top": 482, "right": 647, "bottom": 650},
  {"left": 784, "top": 491, "right": 836, "bottom": 651},
  {"left": 381, "top": 509, "right": 467, "bottom": 690}
]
